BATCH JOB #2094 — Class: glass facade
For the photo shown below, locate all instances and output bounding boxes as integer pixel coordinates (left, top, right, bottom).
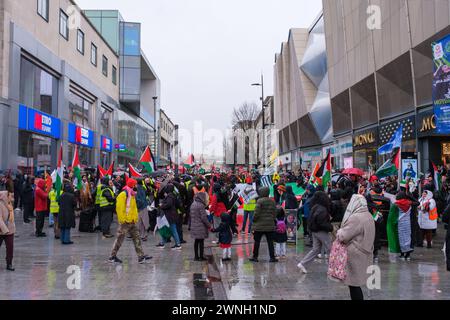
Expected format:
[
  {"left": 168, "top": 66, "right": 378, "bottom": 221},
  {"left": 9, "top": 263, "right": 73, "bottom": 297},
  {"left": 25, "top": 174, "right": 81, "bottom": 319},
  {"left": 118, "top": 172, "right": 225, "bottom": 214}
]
[
  {"left": 20, "top": 57, "right": 58, "bottom": 115},
  {"left": 68, "top": 144, "right": 92, "bottom": 168},
  {"left": 69, "top": 91, "right": 93, "bottom": 129},
  {"left": 83, "top": 10, "right": 120, "bottom": 53},
  {"left": 17, "top": 131, "right": 52, "bottom": 175}
]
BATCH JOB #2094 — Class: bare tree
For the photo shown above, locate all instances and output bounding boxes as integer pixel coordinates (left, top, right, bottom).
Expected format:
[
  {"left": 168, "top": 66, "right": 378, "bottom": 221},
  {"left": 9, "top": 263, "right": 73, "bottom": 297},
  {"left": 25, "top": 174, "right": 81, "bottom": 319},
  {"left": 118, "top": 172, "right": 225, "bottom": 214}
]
[{"left": 232, "top": 102, "right": 259, "bottom": 131}]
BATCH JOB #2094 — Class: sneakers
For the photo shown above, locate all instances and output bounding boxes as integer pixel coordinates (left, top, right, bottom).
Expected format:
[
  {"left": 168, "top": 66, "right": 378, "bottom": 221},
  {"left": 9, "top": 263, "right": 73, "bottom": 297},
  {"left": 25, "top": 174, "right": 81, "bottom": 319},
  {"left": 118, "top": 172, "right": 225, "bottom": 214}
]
[
  {"left": 156, "top": 243, "right": 165, "bottom": 249},
  {"left": 222, "top": 258, "right": 232, "bottom": 262},
  {"left": 138, "top": 255, "right": 153, "bottom": 264},
  {"left": 297, "top": 263, "right": 308, "bottom": 273},
  {"left": 249, "top": 258, "right": 259, "bottom": 263},
  {"left": 103, "top": 234, "right": 114, "bottom": 239},
  {"left": 36, "top": 232, "right": 47, "bottom": 238},
  {"left": 6, "top": 264, "right": 14, "bottom": 271},
  {"left": 269, "top": 258, "right": 279, "bottom": 263},
  {"left": 171, "top": 245, "right": 182, "bottom": 250},
  {"left": 108, "top": 256, "right": 123, "bottom": 264}
]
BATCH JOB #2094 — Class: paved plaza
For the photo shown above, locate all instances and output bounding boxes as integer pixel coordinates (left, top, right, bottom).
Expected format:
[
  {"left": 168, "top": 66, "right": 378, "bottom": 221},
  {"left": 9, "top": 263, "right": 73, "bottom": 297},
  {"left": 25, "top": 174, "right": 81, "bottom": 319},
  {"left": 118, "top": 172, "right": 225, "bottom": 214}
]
[{"left": 0, "top": 214, "right": 449, "bottom": 300}]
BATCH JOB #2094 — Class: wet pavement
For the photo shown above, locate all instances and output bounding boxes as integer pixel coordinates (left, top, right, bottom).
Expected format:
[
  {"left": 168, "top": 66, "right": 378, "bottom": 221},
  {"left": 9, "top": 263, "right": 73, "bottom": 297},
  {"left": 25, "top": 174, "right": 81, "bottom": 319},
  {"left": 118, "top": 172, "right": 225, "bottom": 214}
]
[{"left": 0, "top": 213, "right": 450, "bottom": 300}]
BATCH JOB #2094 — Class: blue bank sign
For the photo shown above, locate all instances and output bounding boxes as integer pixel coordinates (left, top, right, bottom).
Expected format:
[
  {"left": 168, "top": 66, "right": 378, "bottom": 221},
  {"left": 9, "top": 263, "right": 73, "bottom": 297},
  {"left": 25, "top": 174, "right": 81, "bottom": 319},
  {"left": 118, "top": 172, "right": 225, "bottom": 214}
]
[
  {"left": 18, "top": 104, "right": 61, "bottom": 139},
  {"left": 68, "top": 123, "right": 95, "bottom": 148},
  {"left": 101, "top": 136, "right": 113, "bottom": 152}
]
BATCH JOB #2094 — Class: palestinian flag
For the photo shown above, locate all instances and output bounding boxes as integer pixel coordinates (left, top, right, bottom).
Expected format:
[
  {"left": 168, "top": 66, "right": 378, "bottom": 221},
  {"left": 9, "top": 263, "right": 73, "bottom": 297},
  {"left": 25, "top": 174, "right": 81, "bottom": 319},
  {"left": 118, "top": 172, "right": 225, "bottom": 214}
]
[
  {"left": 316, "top": 150, "right": 332, "bottom": 191},
  {"left": 430, "top": 160, "right": 442, "bottom": 191},
  {"left": 55, "top": 143, "right": 64, "bottom": 200},
  {"left": 156, "top": 215, "right": 172, "bottom": 239},
  {"left": 375, "top": 149, "right": 400, "bottom": 179},
  {"left": 184, "top": 154, "right": 195, "bottom": 168},
  {"left": 129, "top": 163, "right": 142, "bottom": 178},
  {"left": 98, "top": 165, "right": 108, "bottom": 179},
  {"left": 139, "top": 146, "right": 156, "bottom": 174},
  {"left": 309, "top": 162, "right": 321, "bottom": 186},
  {"left": 72, "top": 145, "right": 83, "bottom": 191}
]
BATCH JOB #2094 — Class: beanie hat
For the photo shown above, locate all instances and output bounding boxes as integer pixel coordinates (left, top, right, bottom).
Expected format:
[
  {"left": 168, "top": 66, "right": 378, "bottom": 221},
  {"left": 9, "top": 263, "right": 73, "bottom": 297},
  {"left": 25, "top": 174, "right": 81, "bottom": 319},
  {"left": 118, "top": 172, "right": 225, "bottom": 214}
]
[{"left": 127, "top": 179, "right": 137, "bottom": 188}]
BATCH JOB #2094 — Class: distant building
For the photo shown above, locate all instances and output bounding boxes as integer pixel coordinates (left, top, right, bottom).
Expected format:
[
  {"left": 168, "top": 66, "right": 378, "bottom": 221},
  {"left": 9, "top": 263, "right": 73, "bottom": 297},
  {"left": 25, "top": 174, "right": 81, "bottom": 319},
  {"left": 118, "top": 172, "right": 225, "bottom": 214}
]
[{"left": 158, "top": 109, "right": 175, "bottom": 168}]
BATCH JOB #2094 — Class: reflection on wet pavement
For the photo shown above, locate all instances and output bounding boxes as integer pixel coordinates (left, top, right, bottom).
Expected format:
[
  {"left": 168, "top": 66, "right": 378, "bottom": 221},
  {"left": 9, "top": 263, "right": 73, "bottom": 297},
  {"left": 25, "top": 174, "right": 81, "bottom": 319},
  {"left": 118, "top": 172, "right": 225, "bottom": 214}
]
[{"left": 1, "top": 218, "right": 450, "bottom": 300}]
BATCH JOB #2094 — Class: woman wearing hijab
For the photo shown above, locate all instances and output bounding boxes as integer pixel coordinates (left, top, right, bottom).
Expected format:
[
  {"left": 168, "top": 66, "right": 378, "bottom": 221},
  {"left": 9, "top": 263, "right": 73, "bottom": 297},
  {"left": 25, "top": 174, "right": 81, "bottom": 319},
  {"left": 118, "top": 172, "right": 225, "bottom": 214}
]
[
  {"left": 336, "top": 194, "right": 375, "bottom": 300},
  {"left": 0, "top": 191, "right": 15, "bottom": 271},
  {"left": 283, "top": 185, "right": 299, "bottom": 210},
  {"left": 418, "top": 190, "right": 438, "bottom": 248},
  {"left": 389, "top": 192, "right": 414, "bottom": 261}
]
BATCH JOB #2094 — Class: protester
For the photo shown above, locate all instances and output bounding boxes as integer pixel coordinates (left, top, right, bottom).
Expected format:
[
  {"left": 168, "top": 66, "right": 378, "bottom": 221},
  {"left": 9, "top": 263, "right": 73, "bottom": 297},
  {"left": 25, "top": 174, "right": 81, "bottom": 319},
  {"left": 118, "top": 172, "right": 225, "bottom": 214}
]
[
  {"left": 48, "top": 185, "right": 61, "bottom": 239},
  {"left": 249, "top": 187, "right": 277, "bottom": 263},
  {"left": 21, "top": 176, "right": 34, "bottom": 224},
  {"left": 297, "top": 191, "right": 333, "bottom": 273},
  {"left": 58, "top": 184, "right": 77, "bottom": 245},
  {"left": 274, "top": 207, "right": 288, "bottom": 259},
  {"left": 34, "top": 179, "right": 48, "bottom": 237},
  {"left": 241, "top": 177, "right": 256, "bottom": 235},
  {"left": 0, "top": 191, "right": 15, "bottom": 271},
  {"left": 418, "top": 190, "right": 438, "bottom": 248},
  {"left": 109, "top": 179, "right": 152, "bottom": 264},
  {"left": 136, "top": 178, "right": 149, "bottom": 241},
  {"left": 211, "top": 213, "right": 233, "bottom": 262},
  {"left": 189, "top": 192, "right": 211, "bottom": 261},
  {"left": 336, "top": 194, "right": 375, "bottom": 300},
  {"left": 98, "top": 177, "right": 115, "bottom": 239},
  {"left": 158, "top": 184, "right": 182, "bottom": 250}
]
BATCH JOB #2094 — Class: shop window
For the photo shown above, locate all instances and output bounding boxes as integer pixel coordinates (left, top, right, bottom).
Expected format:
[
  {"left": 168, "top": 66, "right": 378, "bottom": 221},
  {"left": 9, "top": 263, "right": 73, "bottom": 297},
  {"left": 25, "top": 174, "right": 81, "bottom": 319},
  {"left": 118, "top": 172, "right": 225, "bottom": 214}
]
[
  {"left": 20, "top": 57, "right": 58, "bottom": 114},
  {"left": 68, "top": 144, "right": 92, "bottom": 167},
  {"left": 100, "top": 106, "right": 112, "bottom": 136},
  {"left": 18, "top": 131, "right": 52, "bottom": 175},
  {"left": 69, "top": 91, "right": 92, "bottom": 129}
]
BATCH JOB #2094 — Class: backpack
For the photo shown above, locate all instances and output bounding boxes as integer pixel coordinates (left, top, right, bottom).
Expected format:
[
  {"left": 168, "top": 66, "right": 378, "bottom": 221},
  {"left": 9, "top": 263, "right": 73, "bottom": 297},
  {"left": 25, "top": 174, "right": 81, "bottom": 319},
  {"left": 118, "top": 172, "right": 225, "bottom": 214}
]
[{"left": 276, "top": 219, "right": 286, "bottom": 234}]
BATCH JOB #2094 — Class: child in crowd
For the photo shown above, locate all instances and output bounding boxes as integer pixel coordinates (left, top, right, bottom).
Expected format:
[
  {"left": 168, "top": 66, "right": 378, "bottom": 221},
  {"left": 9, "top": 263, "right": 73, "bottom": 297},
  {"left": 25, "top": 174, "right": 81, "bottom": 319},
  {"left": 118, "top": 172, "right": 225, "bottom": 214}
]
[
  {"left": 274, "top": 207, "right": 288, "bottom": 259},
  {"left": 211, "top": 213, "right": 233, "bottom": 262}
]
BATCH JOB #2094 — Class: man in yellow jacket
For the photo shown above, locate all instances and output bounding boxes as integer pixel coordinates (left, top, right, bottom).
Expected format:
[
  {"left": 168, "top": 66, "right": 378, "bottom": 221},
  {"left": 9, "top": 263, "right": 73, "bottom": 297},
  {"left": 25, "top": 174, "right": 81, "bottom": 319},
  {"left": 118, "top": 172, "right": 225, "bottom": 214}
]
[{"left": 109, "top": 179, "right": 152, "bottom": 264}]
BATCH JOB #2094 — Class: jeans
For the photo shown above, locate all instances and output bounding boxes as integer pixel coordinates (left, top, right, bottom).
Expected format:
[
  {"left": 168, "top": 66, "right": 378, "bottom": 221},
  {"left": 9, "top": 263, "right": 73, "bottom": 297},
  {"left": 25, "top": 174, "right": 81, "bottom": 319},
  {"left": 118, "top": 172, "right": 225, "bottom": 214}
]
[
  {"left": 35, "top": 211, "right": 46, "bottom": 235},
  {"left": 300, "top": 231, "right": 331, "bottom": 266},
  {"left": 49, "top": 213, "right": 54, "bottom": 226},
  {"left": 222, "top": 248, "right": 232, "bottom": 259},
  {"left": 253, "top": 231, "right": 275, "bottom": 260},
  {"left": 160, "top": 224, "right": 180, "bottom": 246},
  {"left": 0, "top": 234, "right": 14, "bottom": 265},
  {"left": 275, "top": 242, "right": 287, "bottom": 256},
  {"left": 137, "top": 209, "right": 149, "bottom": 239},
  {"left": 242, "top": 211, "right": 254, "bottom": 233},
  {"left": 60, "top": 228, "right": 71, "bottom": 244}
]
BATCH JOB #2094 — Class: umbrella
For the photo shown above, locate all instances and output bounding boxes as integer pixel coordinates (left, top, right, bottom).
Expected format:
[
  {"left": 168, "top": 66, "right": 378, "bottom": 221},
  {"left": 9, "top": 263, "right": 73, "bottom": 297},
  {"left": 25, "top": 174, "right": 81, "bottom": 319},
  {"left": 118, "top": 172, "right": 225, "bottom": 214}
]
[
  {"left": 342, "top": 168, "right": 365, "bottom": 176},
  {"left": 149, "top": 170, "right": 167, "bottom": 178}
]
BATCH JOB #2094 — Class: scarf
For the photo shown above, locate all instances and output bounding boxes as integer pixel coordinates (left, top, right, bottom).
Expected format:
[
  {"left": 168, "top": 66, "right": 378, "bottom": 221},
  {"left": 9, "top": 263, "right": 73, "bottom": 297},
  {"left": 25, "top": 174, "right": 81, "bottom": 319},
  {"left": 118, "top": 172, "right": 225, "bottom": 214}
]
[
  {"left": 122, "top": 186, "right": 137, "bottom": 215},
  {"left": 396, "top": 199, "right": 412, "bottom": 213},
  {"left": 342, "top": 194, "right": 368, "bottom": 225}
]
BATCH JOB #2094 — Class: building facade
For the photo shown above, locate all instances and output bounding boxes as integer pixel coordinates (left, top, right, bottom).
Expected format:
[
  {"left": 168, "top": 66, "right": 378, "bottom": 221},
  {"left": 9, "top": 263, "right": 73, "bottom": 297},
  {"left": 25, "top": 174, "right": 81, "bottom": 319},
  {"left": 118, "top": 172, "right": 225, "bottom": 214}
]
[
  {"left": 159, "top": 108, "right": 175, "bottom": 168},
  {"left": 273, "top": 13, "right": 334, "bottom": 172},
  {"left": 0, "top": 0, "right": 121, "bottom": 173},
  {"left": 323, "top": 0, "right": 450, "bottom": 172}
]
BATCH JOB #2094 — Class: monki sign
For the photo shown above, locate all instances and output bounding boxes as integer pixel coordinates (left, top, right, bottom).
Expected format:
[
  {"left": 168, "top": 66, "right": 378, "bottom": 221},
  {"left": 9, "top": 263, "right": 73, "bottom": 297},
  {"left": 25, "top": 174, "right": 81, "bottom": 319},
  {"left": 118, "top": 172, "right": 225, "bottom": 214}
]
[
  {"left": 354, "top": 132, "right": 376, "bottom": 147},
  {"left": 419, "top": 114, "right": 437, "bottom": 132}
]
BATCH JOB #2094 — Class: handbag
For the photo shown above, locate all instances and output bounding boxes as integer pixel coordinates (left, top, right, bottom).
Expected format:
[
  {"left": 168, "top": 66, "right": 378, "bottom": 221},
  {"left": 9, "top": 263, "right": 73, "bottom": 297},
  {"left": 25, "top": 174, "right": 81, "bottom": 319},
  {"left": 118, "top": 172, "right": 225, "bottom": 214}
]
[{"left": 327, "top": 239, "right": 348, "bottom": 281}]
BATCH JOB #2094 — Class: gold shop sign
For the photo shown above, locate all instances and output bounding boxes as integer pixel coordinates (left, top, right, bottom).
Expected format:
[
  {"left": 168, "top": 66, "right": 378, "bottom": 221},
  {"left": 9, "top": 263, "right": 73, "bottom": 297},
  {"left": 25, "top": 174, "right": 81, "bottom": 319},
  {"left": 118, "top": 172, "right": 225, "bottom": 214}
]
[
  {"left": 419, "top": 114, "right": 436, "bottom": 132},
  {"left": 354, "top": 132, "right": 376, "bottom": 147}
]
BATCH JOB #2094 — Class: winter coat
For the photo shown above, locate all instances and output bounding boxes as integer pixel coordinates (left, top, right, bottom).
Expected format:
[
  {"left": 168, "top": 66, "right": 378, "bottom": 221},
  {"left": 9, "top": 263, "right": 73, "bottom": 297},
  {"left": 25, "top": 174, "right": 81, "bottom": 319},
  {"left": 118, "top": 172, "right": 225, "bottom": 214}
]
[
  {"left": 189, "top": 192, "right": 211, "bottom": 239},
  {"left": 418, "top": 190, "right": 438, "bottom": 230},
  {"left": 136, "top": 184, "right": 148, "bottom": 211},
  {"left": 116, "top": 189, "right": 138, "bottom": 224},
  {"left": 209, "top": 193, "right": 227, "bottom": 217},
  {"left": 21, "top": 183, "right": 34, "bottom": 206},
  {"left": 34, "top": 180, "right": 48, "bottom": 212},
  {"left": 0, "top": 192, "right": 15, "bottom": 235},
  {"left": 58, "top": 190, "right": 77, "bottom": 229},
  {"left": 99, "top": 185, "right": 115, "bottom": 212},
  {"left": 337, "top": 195, "right": 375, "bottom": 287},
  {"left": 274, "top": 218, "right": 288, "bottom": 243},
  {"left": 283, "top": 187, "right": 299, "bottom": 209},
  {"left": 252, "top": 187, "right": 277, "bottom": 232},
  {"left": 212, "top": 213, "right": 233, "bottom": 245},
  {"left": 308, "top": 204, "right": 333, "bottom": 233},
  {"left": 160, "top": 193, "right": 179, "bottom": 225}
]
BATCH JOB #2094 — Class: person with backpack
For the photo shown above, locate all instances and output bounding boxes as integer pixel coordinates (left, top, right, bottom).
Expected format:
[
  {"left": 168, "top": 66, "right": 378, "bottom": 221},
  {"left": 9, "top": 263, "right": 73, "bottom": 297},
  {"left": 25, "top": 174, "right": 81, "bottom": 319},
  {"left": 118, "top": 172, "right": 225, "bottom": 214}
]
[
  {"left": 136, "top": 178, "right": 149, "bottom": 241},
  {"left": 211, "top": 213, "right": 233, "bottom": 262},
  {"left": 274, "top": 207, "right": 288, "bottom": 259}
]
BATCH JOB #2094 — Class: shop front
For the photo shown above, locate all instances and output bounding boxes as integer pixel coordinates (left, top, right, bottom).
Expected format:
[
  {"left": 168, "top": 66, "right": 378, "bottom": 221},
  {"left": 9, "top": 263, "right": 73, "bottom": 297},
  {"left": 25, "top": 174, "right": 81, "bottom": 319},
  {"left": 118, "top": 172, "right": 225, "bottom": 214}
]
[
  {"left": 322, "top": 145, "right": 337, "bottom": 169},
  {"left": 417, "top": 107, "right": 450, "bottom": 171},
  {"left": 300, "top": 148, "right": 323, "bottom": 171},
  {"left": 353, "top": 127, "right": 378, "bottom": 172},
  {"left": 279, "top": 152, "right": 292, "bottom": 172},
  {"left": 334, "top": 136, "right": 353, "bottom": 170},
  {"left": 67, "top": 123, "right": 95, "bottom": 167},
  {"left": 100, "top": 136, "right": 113, "bottom": 168},
  {"left": 18, "top": 105, "right": 61, "bottom": 175}
]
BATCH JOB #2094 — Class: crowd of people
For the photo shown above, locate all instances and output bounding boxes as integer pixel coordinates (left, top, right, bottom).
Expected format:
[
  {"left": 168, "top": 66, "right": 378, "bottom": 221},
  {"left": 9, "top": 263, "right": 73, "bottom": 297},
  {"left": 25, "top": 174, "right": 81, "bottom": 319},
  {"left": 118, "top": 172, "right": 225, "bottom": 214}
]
[{"left": 0, "top": 162, "right": 450, "bottom": 300}]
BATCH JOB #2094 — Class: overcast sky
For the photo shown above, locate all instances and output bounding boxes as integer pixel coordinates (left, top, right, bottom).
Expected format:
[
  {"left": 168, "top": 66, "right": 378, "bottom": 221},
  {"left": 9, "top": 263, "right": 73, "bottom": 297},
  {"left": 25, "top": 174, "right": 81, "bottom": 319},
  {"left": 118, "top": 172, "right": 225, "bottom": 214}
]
[{"left": 77, "top": 0, "right": 323, "bottom": 157}]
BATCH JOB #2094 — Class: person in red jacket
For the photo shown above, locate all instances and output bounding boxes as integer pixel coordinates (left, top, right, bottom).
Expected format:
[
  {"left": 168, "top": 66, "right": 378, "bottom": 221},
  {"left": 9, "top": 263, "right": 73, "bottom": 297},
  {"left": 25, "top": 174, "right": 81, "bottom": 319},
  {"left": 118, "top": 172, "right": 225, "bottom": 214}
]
[
  {"left": 209, "top": 183, "right": 228, "bottom": 243},
  {"left": 35, "top": 179, "right": 49, "bottom": 237}
]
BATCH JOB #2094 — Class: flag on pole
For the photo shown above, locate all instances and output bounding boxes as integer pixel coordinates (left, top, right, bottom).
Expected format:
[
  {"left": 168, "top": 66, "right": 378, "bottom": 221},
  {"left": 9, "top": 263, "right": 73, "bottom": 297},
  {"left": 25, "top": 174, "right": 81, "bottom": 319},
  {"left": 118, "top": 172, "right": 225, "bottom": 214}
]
[
  {"left": 309, "top": 162, "right": 321, "bottom": 186},
  {"left": 55, "top": 143, "right": 64, "bottom": 200},
  {"left": 128, "top": 163, "right": 142, "bottom": 178},
  {"left": 375, "top": 149, "right": 401, "bottom": 179},
  {"left": 72, "top": 145, "right": 83, "bottom": 191},
  {"left": 139, "top": 146, "right": 156, "bottom": 174},
  {"left": 106, "top": 161, "right": 114, "bottom": 177},
  {"left": 378, "top": 125, "right": 403, "bottom": 155},
  {"left": 44, "top": 168, "right": 52, "bottom": 192},
  {"left": 97, "top": 165, "right": 108, "bottom": 179},
  {"left": 316, "top": 150, "right": 332, "bottom": 191},
  {"left": 260, "top": 175, "right": 272, "bottom": 188},
  {"left": 184, "top": 154, "right": 195, "bottom": 168},
  {"left": 430, "top": 160, "right": 442, "bottom": 191}
]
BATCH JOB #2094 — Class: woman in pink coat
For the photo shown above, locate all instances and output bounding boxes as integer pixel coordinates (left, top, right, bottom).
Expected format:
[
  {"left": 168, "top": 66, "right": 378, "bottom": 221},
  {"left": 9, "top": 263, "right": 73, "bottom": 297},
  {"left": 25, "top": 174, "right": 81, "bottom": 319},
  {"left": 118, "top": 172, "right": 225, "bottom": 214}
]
[{"left": 0, "top": 191, "right": 15, "bottom": 271}]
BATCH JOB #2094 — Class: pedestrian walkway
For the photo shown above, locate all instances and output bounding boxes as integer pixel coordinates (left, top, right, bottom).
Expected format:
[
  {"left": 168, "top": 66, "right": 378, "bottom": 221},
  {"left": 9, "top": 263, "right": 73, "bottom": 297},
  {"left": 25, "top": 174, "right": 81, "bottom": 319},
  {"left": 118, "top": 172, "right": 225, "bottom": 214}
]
[{"left": 1, "top": 216, "right": 450, "bottom": 300}]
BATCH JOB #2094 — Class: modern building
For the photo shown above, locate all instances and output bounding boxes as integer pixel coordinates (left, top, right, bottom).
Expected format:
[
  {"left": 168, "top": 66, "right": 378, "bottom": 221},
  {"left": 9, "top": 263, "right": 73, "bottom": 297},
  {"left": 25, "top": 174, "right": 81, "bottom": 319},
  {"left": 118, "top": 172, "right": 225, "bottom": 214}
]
[
  {"left": 323, "top": 0, "right": 450, "bottom": 172},
  {"left": 158, "top": 108, "right": 175, "bottom": 168},
  {"left": 83, "top": 9, "right": 161, "bottom": 168},
  {"left": 273, "top": 13, "right": 333, "bottom": 172},
  {"left": 0, "top": 0, "right": 121, "bottom": 173}
]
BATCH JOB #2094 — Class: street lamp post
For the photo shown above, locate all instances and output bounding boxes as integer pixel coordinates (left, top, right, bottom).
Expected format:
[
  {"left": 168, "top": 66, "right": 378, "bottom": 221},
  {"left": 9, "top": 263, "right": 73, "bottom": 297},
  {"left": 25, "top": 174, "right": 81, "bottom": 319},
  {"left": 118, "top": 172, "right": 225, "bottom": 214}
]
[
  {"left": 252, "top": 74, "right": 265, "bottom": 172},
  {"left": 174, "top": 125, "right": 179, "bottom": 176},
  {"left": 152, "top": 96, "right": 158, "bottom": 166}
]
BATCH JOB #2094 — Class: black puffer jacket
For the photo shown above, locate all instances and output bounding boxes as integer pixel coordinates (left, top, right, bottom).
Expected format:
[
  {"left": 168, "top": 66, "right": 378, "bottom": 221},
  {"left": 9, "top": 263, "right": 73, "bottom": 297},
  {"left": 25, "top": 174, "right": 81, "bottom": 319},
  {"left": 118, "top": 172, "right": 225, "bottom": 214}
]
[
  {"left": 308, "top": 204, "right": 333, "bottom": 233},
  {"left": 212, "top": 213, "right": 232, "bottom": 245},
  {"left": 160, "top": 186, "right": 179, "bottom": 225}
]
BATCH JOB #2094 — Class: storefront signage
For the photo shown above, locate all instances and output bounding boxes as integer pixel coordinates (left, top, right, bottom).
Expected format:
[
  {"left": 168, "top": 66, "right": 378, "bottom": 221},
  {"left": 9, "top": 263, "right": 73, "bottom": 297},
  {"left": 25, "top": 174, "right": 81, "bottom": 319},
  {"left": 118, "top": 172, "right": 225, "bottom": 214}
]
[
  {"left": 101, "top": 136, "right": 113, "bottom": 152},
  {"left": 18, "top": 104, "right": 61, "bottom": 139},
  {"left": 68, "top": 123, "right": 94, "bottom": 148},
  {"left": 432, "top": 34, "right": 450, "bottom": 134},
  {"left": 115, "top": 144, "right": 126, "bottom": 151},
  {"left": 354, "top": 132, "right": 376, "bottom": 146},
  {"left": 416, "top": 109, "right": 449, "bottom": 137},
  {"left": 419, "top": 114, "right": 437, "bottom": 132}
]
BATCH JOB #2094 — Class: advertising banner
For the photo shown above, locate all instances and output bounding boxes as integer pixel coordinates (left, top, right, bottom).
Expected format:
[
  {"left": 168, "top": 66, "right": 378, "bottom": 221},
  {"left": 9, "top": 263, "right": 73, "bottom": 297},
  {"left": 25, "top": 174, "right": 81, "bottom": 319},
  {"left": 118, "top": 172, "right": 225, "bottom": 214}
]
[
  {"left": 68, "top": 123, "right": 94, "bottom": 148},
  {"left": 18, "top": 104, "right": 61, "bottom": 139},
  {"left": 401, "top": 158, "right": 418, "bottom": 182},
  {"left": 432, "top": 34, "right": 450, "bottom": 134},
  {"left": 101, "top": 136, "right": 113, "bottom": 152}
]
